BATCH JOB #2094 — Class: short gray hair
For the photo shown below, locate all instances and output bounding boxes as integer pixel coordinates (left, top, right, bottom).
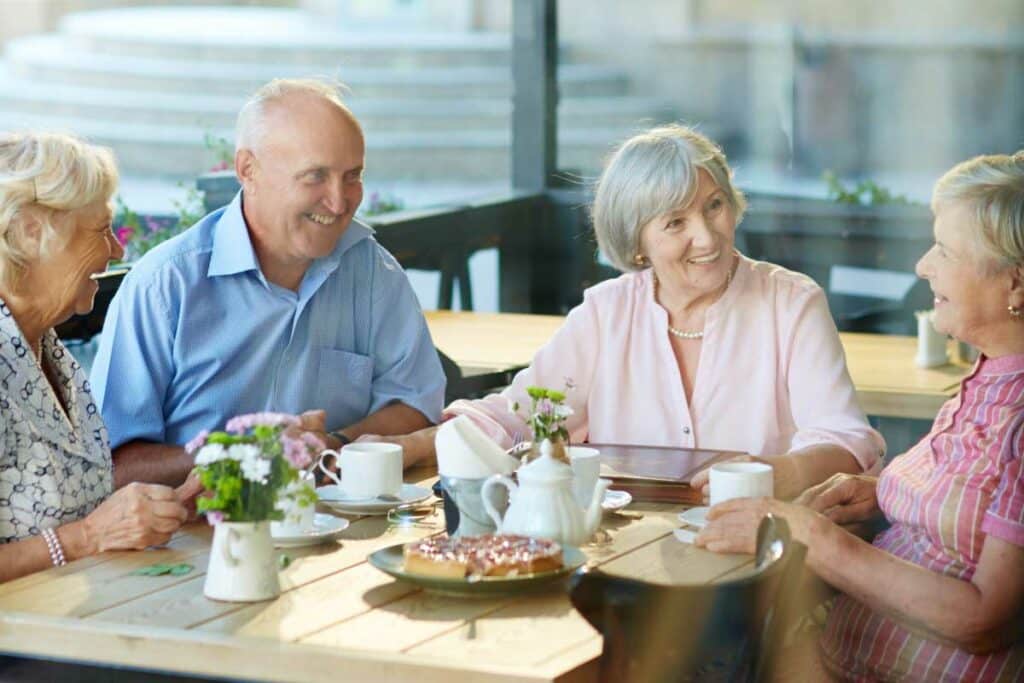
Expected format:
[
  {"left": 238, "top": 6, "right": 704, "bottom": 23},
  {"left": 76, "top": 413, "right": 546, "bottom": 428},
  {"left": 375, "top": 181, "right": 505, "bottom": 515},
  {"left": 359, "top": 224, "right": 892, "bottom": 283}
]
[
  {"left": 591, "top": 124, "right": 746, "bottom": 273},
  {"left": 235, "top": 78, "right": 360, "bottom": 153},
  {"left": 0, "top": 131, "right": 118, "bottom": 290},
  {"left": 932, "top": 151, "right": 1024, "bottom": 271}
]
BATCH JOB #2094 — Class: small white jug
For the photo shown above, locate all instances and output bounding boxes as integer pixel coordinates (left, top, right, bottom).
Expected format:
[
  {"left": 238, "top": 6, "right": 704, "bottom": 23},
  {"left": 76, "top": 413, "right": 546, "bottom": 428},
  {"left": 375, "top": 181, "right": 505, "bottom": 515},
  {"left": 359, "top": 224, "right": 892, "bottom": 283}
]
[{"left": 204, "top": 521, "right": 280, "bottom": 602}]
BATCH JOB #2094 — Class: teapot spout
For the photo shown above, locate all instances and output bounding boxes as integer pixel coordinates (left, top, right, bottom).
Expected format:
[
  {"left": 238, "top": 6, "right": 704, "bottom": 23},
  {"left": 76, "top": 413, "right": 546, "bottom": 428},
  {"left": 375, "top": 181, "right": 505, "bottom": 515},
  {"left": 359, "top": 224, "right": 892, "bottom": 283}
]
[{"left": 585, "top": 478, "right": 612, "bottom": 536}]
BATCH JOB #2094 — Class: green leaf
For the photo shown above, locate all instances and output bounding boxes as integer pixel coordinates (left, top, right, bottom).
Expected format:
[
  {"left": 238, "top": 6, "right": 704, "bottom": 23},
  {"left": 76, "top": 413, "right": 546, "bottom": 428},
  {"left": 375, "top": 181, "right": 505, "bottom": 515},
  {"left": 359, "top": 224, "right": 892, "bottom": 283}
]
[{"left": 132, "top": 562, "right": 194, "bottom": 577}]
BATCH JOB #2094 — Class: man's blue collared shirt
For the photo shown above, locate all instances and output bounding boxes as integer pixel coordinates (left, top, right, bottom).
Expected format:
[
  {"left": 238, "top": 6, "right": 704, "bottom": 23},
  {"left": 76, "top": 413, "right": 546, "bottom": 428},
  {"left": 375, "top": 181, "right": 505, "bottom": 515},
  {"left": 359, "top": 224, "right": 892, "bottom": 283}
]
[{"left": 90, "top": 192, "right": 445, "bottom": 448}]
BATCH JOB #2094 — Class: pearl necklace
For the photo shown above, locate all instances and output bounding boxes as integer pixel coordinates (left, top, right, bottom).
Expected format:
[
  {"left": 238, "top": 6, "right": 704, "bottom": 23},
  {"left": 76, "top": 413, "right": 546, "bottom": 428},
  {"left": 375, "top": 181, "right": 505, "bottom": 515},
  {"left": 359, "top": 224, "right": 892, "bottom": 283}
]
[{"left": 656, "top": 258, "right": 735, "bottom": 341}]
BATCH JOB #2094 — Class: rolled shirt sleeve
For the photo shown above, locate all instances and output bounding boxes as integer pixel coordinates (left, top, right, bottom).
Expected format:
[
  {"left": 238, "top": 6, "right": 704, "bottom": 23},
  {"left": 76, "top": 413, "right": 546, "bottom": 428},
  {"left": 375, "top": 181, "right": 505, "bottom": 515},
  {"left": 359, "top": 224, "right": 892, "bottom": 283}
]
[
  {"left": 981, "top": 424, "right": 1024, "bottom": 546},
  {"left": 784, "top": 288, "right": 886, "bottom": 472}
]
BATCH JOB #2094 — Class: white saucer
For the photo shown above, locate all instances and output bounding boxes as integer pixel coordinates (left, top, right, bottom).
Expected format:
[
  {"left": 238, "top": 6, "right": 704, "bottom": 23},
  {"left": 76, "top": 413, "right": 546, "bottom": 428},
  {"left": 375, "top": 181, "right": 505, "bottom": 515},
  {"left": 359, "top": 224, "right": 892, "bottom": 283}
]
[
  {"left": 602, "top": 489, "right": 632, "bottom": 512},
  {"left": 317, "top": 483, "right": 433, "bottom": 515},
  {"left": 677, "top": 506, "right": 709, "bottom": 529},
  {"left": 271, "top": 514, "right": 350, "bottom": 548}
]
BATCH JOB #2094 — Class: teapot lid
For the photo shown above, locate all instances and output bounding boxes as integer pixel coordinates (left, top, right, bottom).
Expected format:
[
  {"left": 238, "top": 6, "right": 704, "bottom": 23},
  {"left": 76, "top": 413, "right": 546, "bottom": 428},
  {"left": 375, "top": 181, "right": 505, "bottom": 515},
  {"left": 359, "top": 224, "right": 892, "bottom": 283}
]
[{"left": 517, "top": 439, "right": 573, "bottom": 483}]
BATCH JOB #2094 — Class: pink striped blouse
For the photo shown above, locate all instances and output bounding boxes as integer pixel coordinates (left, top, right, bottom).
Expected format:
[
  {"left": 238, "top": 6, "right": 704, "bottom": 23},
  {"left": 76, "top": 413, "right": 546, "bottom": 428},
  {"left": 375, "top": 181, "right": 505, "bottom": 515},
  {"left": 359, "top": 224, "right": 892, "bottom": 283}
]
[
  {"left": 444, "top": 254, "right": 884, "bottom": 469},
  {"left": 820, "top": 353, "right": 1024, "bottom": 681}
]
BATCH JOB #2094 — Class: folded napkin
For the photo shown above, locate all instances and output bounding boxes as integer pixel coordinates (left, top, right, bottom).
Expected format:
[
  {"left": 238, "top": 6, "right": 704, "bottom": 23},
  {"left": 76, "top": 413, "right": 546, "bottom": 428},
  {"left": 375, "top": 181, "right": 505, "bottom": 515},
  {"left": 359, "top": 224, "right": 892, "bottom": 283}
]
[{"left": 435, "top": 416, "right": 519, "bottom": 479}]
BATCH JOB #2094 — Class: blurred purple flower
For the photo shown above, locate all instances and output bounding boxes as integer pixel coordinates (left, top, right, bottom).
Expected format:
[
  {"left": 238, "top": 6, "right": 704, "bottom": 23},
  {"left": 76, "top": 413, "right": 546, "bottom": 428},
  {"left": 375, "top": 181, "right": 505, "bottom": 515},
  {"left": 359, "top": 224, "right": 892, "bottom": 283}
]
[
  {"left": 205, "top": 510, "right": 225, "bottom": 526},
  {"left": 184, "top": 429, "right": 210, "bottom": 456},
  {"left": 280, "top": 434, "right": 313, "bottom": 469},
  {"left": 225, "top": 412, "right": 300, "bottom": 434},
  {"left": 536, "top": 398, "right": 554, "bottom": 416}
]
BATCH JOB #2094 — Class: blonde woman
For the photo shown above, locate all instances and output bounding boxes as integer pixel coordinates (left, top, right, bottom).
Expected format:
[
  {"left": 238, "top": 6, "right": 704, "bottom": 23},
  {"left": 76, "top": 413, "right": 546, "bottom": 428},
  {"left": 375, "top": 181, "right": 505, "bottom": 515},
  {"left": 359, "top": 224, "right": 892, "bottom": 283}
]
[
  {"left": 697, "top": 152, "right": 1024, "bottom": 680},
  {"left": 0, "top": 132, "right": 190, "bottom": 582}
]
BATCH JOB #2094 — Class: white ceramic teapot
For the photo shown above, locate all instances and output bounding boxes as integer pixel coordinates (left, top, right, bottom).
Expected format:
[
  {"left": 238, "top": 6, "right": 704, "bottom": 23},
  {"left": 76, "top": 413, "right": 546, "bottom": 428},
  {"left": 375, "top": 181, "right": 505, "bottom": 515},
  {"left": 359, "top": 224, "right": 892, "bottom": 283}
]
[{"left": 482, "top": 439, "right": 610, "bottom": 546}]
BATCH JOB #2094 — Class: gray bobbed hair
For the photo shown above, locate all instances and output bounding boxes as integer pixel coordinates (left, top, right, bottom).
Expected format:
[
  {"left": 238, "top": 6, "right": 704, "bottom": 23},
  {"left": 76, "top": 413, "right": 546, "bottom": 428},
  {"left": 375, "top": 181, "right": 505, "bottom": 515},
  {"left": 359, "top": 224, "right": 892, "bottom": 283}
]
[{"left": 591, "top": 124, "right": 746, "bottom": 273}]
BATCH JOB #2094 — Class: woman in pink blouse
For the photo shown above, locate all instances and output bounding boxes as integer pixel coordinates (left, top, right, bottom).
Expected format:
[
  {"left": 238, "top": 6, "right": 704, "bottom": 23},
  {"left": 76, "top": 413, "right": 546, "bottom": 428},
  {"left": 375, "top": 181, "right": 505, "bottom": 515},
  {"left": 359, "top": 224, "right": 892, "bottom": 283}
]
[
  {"left": 697, "top": 152, "right": 1024, "bottom": 680},
  {"left": 393, "top": 124, "right": 883, "bottom": 497}
]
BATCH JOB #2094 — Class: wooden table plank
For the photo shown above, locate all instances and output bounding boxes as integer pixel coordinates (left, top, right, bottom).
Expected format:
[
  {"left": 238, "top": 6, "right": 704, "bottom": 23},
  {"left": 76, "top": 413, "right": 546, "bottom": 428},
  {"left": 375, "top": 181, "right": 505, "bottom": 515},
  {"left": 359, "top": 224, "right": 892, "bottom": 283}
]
[
  {"left": 0, "top": 530, "right": 213, "bottom": 617},
  {"left": 87, "top": 511, "right": 445, "bottom": 630},
  {"left": 599, "top": 533, "right": 754, "bottom": 584},
  {"left": 403, "top": 594, "right": 598, "bottom": 667}
]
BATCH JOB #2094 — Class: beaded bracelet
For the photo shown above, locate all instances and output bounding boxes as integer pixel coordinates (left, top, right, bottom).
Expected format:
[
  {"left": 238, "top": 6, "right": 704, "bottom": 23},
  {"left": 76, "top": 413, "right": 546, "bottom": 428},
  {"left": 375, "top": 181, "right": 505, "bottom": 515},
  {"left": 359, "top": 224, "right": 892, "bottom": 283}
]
[{"left": 41, "top": 527, "right": 67, "bottom": 567}]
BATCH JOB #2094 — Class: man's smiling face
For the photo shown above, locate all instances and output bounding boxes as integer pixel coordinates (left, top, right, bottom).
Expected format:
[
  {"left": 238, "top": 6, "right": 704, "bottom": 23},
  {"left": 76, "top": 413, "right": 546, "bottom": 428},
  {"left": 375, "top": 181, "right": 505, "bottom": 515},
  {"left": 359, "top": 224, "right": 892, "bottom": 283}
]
[{"left": 239, "top": 93, "right": 365, "bottom": 272}]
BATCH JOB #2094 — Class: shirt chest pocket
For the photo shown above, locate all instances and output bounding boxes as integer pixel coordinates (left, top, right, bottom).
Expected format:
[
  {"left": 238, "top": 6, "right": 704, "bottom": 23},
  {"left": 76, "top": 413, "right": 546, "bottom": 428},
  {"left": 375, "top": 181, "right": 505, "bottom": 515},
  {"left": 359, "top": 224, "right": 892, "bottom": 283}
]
[{"left": 316, "top": 348, "right": 375, "bottom": 428}]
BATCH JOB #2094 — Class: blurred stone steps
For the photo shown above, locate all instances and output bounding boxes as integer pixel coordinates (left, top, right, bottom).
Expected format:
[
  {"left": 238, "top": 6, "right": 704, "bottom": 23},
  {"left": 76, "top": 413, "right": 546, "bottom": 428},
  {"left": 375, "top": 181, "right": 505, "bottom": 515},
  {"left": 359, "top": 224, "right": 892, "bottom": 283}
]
[
  {"left": 0, "top": 68, "right": 670, "bottom": 132},
  {"left": 59, "top": 7, "right": 513, "bottom": 67},
  {"left": 0, "top": 5, "right": 673, "bottom": 181}
]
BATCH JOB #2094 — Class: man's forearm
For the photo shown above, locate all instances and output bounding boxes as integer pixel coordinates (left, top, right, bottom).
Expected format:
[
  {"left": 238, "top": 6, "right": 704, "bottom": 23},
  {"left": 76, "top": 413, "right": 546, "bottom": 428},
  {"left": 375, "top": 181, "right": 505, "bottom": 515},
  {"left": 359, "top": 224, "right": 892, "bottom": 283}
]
[
  {"left": 336, "top": 403, "right": 432, "bottom": 441},
  {"left": 112, "top": 440, "right": 192, "bottom": 488}
]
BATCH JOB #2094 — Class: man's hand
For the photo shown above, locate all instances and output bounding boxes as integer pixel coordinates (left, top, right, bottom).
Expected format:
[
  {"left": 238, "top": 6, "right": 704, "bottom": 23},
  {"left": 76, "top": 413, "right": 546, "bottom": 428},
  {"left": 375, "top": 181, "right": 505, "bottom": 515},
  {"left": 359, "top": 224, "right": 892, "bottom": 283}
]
[{"left": 794, "top": 473, "right": 880, "bottom": 525}]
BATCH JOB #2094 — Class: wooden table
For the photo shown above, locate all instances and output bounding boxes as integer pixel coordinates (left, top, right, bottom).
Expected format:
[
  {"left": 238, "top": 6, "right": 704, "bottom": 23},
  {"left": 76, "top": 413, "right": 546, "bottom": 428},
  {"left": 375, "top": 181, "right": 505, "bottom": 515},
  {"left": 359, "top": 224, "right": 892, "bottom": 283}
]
[
  {"left": 425, "top": 311, "right": 970, "bottom": 421},
  {"left": 0, "top": 470, "right": 751, "bottom": 682}
]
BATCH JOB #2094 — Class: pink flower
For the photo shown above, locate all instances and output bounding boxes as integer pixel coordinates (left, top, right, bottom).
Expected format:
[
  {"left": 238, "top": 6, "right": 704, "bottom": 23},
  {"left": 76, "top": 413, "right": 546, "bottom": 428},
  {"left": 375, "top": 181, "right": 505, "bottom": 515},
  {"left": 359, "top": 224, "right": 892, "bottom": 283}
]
[
  {"left": 280, "top": 434, "right": 313, "bottom": 469},
  {"left": 209, "top": 160, "right": 230, "bottom": 172},
  {"left": 225, "top": 412, "right": 300, "bottom": 434},
  {"left": 115, "top": 227, "right": 134, "bottom": 246},
  {"left": 205, "top": 510, "right": 225, "bottom": 526},
  {"left": 536, "top": 398, "right": 554, "bottom": 416},
  {"left": 299, "top": 431, "right": 326, "bottom": 452},
  {"left": 184, "top": 429, "right": 209, "bottom": 456}
]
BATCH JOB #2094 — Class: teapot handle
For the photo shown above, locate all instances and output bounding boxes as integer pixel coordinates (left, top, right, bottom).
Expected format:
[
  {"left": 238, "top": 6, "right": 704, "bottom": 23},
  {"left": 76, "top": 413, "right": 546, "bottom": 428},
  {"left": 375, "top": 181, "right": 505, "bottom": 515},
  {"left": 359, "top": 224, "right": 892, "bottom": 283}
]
[{"left": 481, "top": 474, "right": 516, "bottom": 531}]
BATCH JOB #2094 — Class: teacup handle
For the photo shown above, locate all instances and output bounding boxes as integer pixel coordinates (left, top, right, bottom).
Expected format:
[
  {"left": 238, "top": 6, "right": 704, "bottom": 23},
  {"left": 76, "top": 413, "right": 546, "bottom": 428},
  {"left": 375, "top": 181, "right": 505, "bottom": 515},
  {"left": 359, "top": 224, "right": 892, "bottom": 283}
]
[
  {"left": 317, "top": 450, "right": 344, "bottom": 488},
  {"left": 481, "top": 474, "right": 516, "bottom": 531}
]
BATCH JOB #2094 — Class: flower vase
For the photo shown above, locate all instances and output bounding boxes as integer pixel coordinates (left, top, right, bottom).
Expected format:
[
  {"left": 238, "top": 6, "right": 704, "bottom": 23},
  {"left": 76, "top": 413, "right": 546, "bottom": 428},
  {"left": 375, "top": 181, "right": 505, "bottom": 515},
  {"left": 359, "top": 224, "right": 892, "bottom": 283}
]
[{"left": 204, "top": 521, "right": 280, "bottom": 602}]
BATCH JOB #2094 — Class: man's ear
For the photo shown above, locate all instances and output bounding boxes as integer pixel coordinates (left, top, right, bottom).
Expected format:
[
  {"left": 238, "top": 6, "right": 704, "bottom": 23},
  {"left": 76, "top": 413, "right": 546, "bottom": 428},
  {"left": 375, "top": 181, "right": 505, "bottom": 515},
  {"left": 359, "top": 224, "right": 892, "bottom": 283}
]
[{"left": 235, "top": 149, "right": 257, "bottom": 194}]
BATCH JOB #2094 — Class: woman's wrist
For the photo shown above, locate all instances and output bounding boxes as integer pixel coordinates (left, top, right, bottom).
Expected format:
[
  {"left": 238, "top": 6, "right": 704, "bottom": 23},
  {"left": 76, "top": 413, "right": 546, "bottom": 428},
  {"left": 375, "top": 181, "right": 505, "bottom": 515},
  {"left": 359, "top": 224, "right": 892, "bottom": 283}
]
[{"left": 64, "top": 518, "right": 98, "bottom": 559}]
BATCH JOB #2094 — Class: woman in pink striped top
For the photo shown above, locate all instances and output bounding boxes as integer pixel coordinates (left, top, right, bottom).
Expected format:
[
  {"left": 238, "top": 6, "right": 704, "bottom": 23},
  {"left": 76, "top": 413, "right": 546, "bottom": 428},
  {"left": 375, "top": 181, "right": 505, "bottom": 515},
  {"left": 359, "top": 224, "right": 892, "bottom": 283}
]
[
  {"left": 387, "top": 125, "right": 883, "bottom": 497},
  {"left": 697, "top": 152, "right": 1024, "bottom": 681}
]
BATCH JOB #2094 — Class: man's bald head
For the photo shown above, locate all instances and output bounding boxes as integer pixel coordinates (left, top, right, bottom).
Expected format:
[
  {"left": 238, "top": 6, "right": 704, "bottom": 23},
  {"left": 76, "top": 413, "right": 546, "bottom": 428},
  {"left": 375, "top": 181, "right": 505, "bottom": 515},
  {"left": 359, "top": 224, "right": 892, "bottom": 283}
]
[{"left": 235, "top": 78, "right": 362, "bottom": 155}]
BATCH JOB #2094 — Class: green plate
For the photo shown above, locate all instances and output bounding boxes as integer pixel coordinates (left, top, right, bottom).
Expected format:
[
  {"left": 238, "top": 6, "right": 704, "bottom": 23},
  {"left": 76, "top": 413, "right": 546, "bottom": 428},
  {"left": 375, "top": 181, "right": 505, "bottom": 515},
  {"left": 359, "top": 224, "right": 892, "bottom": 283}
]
[{"left": 368, "top": 542, "right": 587, "bottom": 598}]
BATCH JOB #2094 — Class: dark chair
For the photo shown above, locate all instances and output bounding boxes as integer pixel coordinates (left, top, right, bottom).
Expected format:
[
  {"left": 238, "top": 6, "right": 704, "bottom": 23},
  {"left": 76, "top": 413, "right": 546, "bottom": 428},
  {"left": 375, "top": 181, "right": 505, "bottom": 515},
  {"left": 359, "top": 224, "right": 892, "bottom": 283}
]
[{"left": 569, "top": 515, "right": 807, "bottom": 683}]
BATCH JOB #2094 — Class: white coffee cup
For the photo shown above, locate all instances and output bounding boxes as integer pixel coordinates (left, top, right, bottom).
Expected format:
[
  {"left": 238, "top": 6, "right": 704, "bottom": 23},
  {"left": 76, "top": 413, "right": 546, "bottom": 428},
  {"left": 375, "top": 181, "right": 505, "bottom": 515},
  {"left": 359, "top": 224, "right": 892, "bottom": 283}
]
[
  {"left": 568, "top": 446, "right": 602, "bottom": 507},
  {"left": 709, "top": 462, "right": 774, "bottom": 506},
  {"left": 270, "top": 503, "right": 315, "bottom": 537},
  {"left": 318, "top": 442, "right": 403, "bottom": 500},
  {"left": 271, "top": 471, "right": 316, "bottom": 536}
]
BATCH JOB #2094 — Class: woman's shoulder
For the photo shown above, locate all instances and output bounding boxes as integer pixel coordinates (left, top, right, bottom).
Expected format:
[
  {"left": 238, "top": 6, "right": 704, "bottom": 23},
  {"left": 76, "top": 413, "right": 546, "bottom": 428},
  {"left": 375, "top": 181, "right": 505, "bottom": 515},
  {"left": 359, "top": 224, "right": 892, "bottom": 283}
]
[
  {"left": 739, "top": 254, "right": 822, "bottom": 295},
  {"left": 580, "top": 270, "right": 649, "bottom": 307}
]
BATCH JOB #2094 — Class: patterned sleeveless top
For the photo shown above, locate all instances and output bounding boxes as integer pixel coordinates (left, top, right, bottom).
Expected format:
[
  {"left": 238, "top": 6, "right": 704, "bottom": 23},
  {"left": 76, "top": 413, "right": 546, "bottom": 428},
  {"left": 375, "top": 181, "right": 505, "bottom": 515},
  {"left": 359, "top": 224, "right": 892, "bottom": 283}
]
[{"left": 0, "top": 301, "right": 112, "bottom": 543}]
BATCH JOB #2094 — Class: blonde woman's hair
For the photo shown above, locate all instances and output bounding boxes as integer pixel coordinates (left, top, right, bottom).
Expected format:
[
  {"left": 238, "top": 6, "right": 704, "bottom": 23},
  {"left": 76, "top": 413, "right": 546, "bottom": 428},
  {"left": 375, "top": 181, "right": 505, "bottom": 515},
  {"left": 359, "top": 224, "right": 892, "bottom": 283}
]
[
  {"left": 932, "top": 151, "right": 1024, "bottom": 270},
  {"left": 0, "top": 131, "right": 118, "bottom": 290},
  {"left": 235, "top": 77, "right": 360, "bottom": 153},
  {"left": 591, "top": 124, "right": 747, "bottom": 273}
]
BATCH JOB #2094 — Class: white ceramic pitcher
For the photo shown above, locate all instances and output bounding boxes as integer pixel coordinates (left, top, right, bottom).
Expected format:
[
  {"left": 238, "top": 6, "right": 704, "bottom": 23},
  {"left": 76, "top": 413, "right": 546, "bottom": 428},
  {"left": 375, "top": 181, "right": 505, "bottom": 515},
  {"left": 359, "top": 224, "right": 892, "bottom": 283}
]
[
  {"left": 204, "top": 521, "right": 280, "bottom": 602},
  {"left": 482, "top": 439, "right": 609, "bottom": 547}
]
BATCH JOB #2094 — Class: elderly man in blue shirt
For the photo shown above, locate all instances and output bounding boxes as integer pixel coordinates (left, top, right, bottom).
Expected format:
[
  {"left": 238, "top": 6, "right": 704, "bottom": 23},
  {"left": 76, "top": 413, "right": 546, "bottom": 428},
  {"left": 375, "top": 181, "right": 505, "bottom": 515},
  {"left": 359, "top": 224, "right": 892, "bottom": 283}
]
[{"left": 90, "top": 78, "right": 445, "bottom": 488}]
